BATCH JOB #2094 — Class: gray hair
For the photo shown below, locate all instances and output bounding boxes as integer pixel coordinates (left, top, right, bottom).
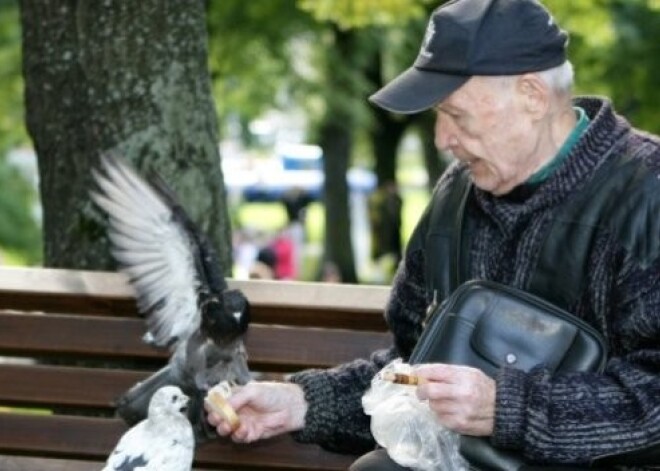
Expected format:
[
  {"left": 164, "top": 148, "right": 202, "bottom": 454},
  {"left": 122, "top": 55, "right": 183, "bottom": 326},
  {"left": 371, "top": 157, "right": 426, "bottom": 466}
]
[
  {"left": 536, "top": 61, "right": 574, "bottom": 95},
  {"left": 482, "top": 61, "right": 574, "bottom": 97}
]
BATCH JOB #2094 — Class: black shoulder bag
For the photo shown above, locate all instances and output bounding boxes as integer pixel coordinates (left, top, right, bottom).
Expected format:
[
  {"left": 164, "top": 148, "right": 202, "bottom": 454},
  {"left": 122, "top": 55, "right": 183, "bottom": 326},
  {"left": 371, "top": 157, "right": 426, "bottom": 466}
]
[{"left": 410, "top": 279, "right": 607, "bottom": 471}]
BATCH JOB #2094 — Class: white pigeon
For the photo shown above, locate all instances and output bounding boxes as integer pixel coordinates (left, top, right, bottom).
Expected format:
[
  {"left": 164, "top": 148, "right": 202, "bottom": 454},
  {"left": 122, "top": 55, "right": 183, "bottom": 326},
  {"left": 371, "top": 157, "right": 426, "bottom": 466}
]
[{"left": 101, "top": 385, "right": 194, "bottom": 471}]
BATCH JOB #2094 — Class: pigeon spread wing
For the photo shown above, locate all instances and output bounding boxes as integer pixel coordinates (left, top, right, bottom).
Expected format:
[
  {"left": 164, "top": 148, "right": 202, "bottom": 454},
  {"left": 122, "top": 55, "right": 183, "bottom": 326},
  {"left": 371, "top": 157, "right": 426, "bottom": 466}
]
[{"left": 91, "top": 155, "right": 201, "bottom": 348}]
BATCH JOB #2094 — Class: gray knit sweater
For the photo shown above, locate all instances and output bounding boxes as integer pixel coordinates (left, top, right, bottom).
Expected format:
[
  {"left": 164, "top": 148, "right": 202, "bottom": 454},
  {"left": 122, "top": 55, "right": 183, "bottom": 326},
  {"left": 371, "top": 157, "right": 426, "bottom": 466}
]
[{"left": 290, "top": 97, "right": 660, "bottom": 468}]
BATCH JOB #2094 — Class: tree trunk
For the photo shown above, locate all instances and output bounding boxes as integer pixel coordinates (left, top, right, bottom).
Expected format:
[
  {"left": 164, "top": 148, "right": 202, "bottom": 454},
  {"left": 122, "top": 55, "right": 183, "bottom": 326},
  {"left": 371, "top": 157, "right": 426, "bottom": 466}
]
[
  {"left": 320, "top": 120, "right": 356, "bottom": 283},
  {"left": 418, "top": 112, "right": 449, "bottom": 192},
  {"left": 20, "top": 0, "right": 232, "bottom": 272},
  {"left": 364, "top": 43, "right": 413, "bottom": 186},
  {"left": 319, "top": 28, "right": 359, "bottom": 283},
  {"left": 370, "top": 106, "right": 410, "bottom": 186}
]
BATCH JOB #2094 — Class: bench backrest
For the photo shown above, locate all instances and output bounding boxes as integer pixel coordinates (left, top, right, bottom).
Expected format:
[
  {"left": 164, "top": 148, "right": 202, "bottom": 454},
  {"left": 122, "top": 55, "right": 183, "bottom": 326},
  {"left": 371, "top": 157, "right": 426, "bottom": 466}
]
[{"left": 0, "top": 267, "right": 392, "bottom": 470}]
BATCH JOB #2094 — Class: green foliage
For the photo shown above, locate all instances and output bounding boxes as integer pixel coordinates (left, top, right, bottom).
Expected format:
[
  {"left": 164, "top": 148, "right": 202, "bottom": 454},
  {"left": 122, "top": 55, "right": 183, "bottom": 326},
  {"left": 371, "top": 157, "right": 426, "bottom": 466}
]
[
  {"left": 0, "top": 155, "right": 42, "bottom": 264},
  {"left": 205, "top": 0, "right": 436, "bottom": 143},
  {"left": 547, "top": 0, "right": 660, "bottom": 132},
  {"left": 297, "top": 0, "right": 434, "bottom": 29},
  {"left": 0, "top": 0, "right": 41, "bottom": 264},
  {"left": 0, "top": 0, "right": 28, "bottom": 151},
  {"left": 2, "top": 0, "right": 660, "bottom": 268},
  {"left": 206, "top": 1, "right": 314, "bottom": 137},
  {"left": 605, "top": 0, "right": 660, "bottom": 132}
]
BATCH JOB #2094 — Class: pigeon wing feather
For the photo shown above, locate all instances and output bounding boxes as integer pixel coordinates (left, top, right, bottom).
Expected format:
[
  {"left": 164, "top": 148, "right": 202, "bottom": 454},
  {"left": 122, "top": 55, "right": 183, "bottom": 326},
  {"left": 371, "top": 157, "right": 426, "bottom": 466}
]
[
  {"left": 91, "top": 155, "right": 200, "bottom": 348},
  {"left": 101, "top": 421, "right": 151, "bottom": 471},
  {"left": 146, "top": 171, "right": 227, "bottom": 295}
]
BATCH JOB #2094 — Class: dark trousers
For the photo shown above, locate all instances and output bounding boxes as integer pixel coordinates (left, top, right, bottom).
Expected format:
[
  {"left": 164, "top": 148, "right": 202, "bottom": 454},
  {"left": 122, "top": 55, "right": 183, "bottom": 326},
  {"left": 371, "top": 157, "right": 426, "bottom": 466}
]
[
  {"left": 349, "top": 449, "right": 409, "bottom": 470},
  {"left": 349, "top": 449, "right": 611, "bottom": 471}
]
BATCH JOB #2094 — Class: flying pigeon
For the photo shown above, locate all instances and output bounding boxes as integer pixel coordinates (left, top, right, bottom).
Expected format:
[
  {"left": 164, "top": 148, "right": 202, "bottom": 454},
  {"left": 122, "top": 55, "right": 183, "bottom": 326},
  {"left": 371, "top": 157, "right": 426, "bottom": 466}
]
[
  {"left": 101, "top": 385, "right": 194, "bottom": 471},
  {"left": 91, "top": 154, "right": 251, "bottom": 441}
]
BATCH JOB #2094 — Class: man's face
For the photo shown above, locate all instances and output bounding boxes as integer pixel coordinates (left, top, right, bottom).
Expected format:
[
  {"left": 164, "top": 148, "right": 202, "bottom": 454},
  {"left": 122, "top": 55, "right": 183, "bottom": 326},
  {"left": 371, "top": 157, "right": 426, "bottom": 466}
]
[{"left": 434, "top": 76, "right": 541, "bottom": 195}]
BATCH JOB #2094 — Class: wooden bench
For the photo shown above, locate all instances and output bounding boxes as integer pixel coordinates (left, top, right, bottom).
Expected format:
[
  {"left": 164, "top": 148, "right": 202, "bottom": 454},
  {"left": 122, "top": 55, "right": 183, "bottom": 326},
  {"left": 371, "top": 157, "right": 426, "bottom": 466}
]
[{"left": 0, "top": 266, "right": 392, "bottom": 471}]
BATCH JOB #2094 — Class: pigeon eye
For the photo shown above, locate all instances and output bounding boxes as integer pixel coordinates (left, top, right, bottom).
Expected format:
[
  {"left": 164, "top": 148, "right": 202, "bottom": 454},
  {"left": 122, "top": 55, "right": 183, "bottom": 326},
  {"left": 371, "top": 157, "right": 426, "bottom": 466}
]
[{"left": 171, "top": 395, "right": 178, "bottom": 403}]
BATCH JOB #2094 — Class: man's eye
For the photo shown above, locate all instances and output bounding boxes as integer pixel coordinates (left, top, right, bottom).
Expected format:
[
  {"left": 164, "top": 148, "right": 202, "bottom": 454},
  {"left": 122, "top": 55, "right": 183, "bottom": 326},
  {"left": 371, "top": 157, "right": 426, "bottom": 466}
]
[{"left": 439, "top": 108, "right": 462, "bottom": 120}]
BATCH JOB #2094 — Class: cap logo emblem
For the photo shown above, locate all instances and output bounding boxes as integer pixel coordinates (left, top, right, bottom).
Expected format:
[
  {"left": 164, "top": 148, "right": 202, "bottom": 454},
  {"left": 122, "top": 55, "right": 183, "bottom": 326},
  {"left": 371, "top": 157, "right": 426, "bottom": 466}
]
[{"left": 420, "top": 19, "right": 436, "bottom": 58}]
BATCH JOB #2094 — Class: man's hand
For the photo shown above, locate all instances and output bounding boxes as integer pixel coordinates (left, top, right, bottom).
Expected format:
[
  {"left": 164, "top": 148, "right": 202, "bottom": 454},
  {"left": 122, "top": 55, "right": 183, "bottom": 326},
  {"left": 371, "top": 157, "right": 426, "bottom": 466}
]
[
  {"left": 205, "top": 381, "right": 307, "bottom": 443},
  {"left": 413, "top": 363, "right": 495, "bottom": 436}
]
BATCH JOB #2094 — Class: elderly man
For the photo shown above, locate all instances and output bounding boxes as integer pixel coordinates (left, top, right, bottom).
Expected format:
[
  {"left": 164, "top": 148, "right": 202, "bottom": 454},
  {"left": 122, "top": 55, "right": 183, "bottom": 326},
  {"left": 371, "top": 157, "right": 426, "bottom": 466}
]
[{"left": 206, "top": 0, "right": 660, "bottom": 469}]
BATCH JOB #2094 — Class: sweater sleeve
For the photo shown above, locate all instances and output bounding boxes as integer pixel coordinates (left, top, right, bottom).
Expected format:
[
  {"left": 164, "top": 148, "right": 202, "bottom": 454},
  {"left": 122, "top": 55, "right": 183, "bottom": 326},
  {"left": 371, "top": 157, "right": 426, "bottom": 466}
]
[
  {"left": 492, "top": 255, "right": 660, "bottom": 465},
  {"left": 288, "top": 243, "right": 430, "bottom": 453},
  {"left": 287, "top": 165, "right": 462, "bottom": 454},
  {"left": 288, "top": 349, "right": 397, "bottom": 454}
]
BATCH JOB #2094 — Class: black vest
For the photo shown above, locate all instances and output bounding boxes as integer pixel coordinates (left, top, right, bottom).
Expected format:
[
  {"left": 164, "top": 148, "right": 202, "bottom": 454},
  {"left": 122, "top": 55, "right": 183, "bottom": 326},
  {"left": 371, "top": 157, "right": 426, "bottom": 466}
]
[
  {"left": 410, "top": 142, "right": 660, "bottom": 468},
  {"left": 416, "top": 145, "right": 660, "bottom": 314}
]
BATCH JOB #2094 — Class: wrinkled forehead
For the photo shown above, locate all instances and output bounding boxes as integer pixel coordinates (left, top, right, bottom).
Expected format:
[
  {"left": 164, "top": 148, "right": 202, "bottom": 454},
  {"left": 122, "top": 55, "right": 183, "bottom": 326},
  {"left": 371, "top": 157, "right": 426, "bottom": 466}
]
[{"left": 438, "top": 76, "right": 505, "bottom": 110}]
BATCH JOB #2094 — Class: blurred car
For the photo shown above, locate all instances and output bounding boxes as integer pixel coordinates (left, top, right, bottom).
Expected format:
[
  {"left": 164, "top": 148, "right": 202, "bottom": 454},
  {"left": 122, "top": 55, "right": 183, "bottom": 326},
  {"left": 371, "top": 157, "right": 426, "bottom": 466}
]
[{"left": 223, "top": 143, "right": 376, "bottom": 203}]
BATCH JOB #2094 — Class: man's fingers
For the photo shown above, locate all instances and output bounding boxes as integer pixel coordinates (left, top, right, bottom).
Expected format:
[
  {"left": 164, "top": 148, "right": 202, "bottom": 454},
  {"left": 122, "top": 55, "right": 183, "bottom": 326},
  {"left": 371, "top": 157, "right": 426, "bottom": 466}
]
[
  {"left": 413, "top": 363, "right": 475, "bottom": 383},
  {"left": 226, "top": 386, "right": 253, "bottom": 410},
  {"left": 230, "top": 424, "right": 250, "bottom": 443},
  {"left": 410, "top": 364, "right": 496, "bottom": 436}
]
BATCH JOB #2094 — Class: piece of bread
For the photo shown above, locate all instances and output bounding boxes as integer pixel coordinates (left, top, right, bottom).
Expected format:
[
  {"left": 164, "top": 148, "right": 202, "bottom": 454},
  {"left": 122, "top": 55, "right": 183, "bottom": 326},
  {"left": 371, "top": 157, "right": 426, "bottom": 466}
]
[
  {"left": 205, "top": 384, "right": 240, "bottom": 432},
  {"left": 379, "top": 371, "right": 427, "bottom": 385}
]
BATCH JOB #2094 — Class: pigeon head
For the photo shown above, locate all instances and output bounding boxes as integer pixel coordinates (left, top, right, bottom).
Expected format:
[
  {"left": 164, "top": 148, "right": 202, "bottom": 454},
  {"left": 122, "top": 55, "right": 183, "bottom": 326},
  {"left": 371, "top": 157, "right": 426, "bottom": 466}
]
[
  {"left": 149, "top": 385, "right": 190, "bottom": 417},
  {"left": 200, "top": 289, "right": 250, "bottom": 346}
]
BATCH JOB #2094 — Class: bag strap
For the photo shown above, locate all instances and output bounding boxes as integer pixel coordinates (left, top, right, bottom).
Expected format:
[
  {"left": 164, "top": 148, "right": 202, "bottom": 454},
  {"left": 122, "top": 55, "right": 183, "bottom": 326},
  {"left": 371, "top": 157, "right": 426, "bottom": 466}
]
[{"left": 424, "top": 167, "right": 473, "bottom": 305}]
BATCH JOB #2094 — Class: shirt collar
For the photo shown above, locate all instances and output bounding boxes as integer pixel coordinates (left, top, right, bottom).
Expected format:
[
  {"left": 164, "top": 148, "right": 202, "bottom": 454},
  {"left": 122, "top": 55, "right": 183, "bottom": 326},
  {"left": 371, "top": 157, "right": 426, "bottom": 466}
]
[{"left": 526, "top": 106, "right": 590, "bottom": 185}]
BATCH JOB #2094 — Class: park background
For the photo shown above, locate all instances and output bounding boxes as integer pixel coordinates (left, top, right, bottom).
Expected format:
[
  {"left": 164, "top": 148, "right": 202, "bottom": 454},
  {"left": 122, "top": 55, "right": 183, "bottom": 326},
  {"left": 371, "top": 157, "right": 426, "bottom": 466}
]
[{"left": 0, "top": 0, "right": 658, "bottom": 284}]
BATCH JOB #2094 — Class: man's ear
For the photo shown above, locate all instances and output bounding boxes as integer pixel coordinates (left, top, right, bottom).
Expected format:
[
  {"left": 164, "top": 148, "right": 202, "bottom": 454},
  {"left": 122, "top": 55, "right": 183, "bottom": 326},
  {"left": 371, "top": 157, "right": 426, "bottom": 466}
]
[{"left": 516, "top": 74, "right": 550, "bottom": 119}]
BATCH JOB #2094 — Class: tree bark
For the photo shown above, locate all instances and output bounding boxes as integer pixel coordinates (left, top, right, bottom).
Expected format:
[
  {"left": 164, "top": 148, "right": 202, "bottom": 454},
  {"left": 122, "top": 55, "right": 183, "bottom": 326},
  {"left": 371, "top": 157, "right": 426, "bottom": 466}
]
[
  {"left": 418, "top": 112, "right": 450, "bottom": 192},
  {"left": 364, "top": 46, "right": 413, "bottom": 186},
  {"left": 20, "top": 0, "right": 232, "bottom": 271},
  {"left": 319, "top": 119, "right": 356, "bottom": 283},
  {"left": 319, "top": 28, "right": 359, "bottom": 283},
  {"left": 370, "top": 106, "right": 410, "bottom": 185}
]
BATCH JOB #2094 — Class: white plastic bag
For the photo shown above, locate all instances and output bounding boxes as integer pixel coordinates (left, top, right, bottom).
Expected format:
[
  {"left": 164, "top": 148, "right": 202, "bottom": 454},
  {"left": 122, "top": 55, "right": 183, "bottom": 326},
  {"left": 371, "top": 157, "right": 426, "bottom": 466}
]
[{"left": 362, "top": 359, "right": 468, "bottom": 471}]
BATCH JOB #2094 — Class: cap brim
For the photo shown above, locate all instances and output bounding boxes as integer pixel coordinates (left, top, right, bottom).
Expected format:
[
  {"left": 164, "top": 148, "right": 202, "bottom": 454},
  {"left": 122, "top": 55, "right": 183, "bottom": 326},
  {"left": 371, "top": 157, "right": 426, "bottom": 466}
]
[{"left": 369, "top": 67, "right": 470, "bottom": 114}]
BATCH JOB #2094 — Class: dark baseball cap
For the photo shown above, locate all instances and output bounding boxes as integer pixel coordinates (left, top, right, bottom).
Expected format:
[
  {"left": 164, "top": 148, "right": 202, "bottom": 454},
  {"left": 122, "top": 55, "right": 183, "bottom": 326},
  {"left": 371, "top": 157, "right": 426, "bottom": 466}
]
[{"left": 369, "top": 0, "right": 568, "bottom": 114}]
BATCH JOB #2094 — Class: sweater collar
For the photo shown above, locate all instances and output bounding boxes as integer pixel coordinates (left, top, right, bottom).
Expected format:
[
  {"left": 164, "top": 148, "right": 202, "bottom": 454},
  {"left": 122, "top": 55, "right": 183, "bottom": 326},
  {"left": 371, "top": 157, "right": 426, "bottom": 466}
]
[{"left": 526, "top": 106, "right": 590, "bottom": 185}]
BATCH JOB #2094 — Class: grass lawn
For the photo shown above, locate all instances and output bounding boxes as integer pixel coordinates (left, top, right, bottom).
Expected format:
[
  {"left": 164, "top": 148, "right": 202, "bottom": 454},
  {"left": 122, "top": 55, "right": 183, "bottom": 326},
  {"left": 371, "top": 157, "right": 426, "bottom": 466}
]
[{"left": 0, "top": 247, "right": 31, "bottom": 266}]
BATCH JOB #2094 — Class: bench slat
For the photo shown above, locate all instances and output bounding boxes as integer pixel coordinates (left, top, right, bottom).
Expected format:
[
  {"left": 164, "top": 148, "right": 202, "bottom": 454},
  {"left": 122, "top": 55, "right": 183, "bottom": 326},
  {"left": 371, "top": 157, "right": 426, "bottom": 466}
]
[
  {"left": 0, "top": 363, "right": 145, "bottom": 409},
  {"left": 0, "top": 455, "right": 220, "bottom": 471},
  {"left": 0, "top": 364, "right": 291, "bottom": 410},
  {"left": 0, "top": 312, "right": 392, "bottom": 370},
  {"left": 247, "top": 305, "right": 388, "bottom": 332},
  {"left": 0, "top": 455, "right": 108, "bottom": 471},
  {"left": 0, "top": 268, "right": 389, "bottom": 331},
  {"left": 0, "top": 414, "right": 357, "bottom": 470},
  {"left": 0, "top": 311, "right": 161, "bottom": 359},
  {"left": 247, "top": 325, "right": 392, "bottom": 370}
]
